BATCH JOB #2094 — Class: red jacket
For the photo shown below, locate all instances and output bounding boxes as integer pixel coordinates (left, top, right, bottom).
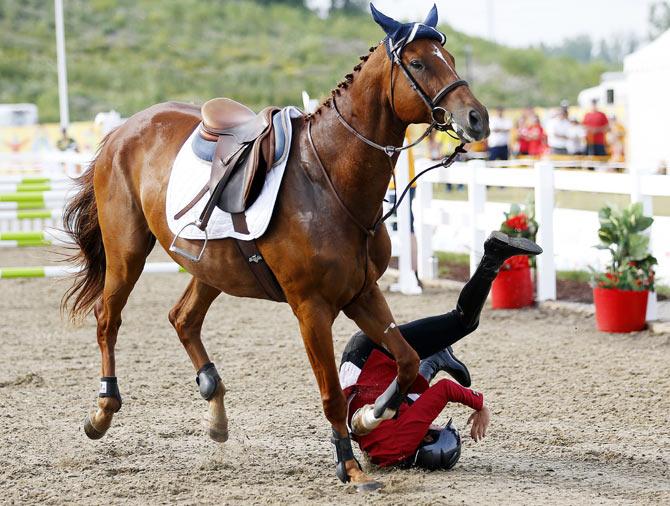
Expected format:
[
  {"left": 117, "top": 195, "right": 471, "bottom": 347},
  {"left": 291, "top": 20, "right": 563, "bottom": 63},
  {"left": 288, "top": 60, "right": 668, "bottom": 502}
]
[{"left": 345, "top": 349, "right": 483, "bottom": 467}]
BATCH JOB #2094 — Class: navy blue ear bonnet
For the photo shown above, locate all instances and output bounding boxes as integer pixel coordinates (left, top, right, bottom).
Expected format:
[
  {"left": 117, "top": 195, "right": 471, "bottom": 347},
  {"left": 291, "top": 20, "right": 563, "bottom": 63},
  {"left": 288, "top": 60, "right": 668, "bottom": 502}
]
[{"left": 370, "top": 3, "right": 447, "bottom": 58}]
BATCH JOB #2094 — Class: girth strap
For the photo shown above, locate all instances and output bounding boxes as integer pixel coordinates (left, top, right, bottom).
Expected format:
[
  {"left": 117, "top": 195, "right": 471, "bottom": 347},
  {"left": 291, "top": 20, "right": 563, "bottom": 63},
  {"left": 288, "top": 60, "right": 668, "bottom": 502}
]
[{"left": 234, "top": 235, "right": 286, "bottom": 303}]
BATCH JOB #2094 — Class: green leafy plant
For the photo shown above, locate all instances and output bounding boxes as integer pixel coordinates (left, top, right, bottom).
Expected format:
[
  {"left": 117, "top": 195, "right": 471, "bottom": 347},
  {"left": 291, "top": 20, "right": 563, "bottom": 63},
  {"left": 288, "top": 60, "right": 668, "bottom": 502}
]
[{"left": 591, "top": 202, "right": 657, "bottom": 291}]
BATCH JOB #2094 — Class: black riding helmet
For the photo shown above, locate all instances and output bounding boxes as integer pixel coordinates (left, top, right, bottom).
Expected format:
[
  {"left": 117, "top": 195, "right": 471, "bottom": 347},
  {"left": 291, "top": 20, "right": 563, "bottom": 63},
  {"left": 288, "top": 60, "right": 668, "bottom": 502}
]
[{"left": 413, "top": 419, "right": 462, "bottom": 470}]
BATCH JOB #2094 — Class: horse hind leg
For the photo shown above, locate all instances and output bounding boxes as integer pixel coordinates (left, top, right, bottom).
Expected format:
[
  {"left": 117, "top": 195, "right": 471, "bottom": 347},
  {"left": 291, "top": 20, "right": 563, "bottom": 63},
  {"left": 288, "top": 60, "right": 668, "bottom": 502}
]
[
  {"left": 82, "top": 185, "right": 155, "bottom": 439},
  {"left": 83, "top": 241, "right": 152, "bottom": 439},
  {"left": 168, "top": 278, "right": 228, "bottom": 442}
]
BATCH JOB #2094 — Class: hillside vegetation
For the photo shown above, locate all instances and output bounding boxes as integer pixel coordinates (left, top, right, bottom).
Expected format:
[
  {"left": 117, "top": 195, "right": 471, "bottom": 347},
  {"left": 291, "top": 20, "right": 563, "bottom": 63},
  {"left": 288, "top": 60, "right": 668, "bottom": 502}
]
[{"left": 0, "top": 0, "right": 612, "bottom": 122}]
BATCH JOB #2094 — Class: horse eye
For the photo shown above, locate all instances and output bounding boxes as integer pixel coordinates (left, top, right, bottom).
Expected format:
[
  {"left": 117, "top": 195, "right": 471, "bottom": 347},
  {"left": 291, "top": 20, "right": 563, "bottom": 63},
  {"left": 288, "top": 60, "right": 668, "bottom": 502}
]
[{"left": 409, "top": 60, "right": 424, "bottom": 70}]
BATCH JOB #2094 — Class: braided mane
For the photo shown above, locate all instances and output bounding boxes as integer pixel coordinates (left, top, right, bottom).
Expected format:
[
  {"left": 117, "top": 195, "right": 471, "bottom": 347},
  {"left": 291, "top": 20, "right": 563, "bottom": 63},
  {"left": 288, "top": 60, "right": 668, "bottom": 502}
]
[{"left": 305, "top": 45, "right": 379, "bottom": 120}]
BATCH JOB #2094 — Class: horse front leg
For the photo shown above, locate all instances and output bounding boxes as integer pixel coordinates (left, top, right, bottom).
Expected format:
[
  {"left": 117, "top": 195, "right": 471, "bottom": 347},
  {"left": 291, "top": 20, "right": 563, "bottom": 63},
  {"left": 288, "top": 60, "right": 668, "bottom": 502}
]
[
  {"left": 343, "top": 284, "right": 420, "bottom": 435},
  {"left": 294, "top": 299, "right": 381, "bottom": 491}
]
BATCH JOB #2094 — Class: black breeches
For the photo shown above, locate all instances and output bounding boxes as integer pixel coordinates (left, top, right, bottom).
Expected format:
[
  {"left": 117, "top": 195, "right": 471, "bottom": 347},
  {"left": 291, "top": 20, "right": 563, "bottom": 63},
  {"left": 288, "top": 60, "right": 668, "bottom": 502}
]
[
  {"left": 396, "top": 310, "right": 477, "bottom": 359},
  {"left": 341, "top": 311, "right": 477, "bottom": 369}
]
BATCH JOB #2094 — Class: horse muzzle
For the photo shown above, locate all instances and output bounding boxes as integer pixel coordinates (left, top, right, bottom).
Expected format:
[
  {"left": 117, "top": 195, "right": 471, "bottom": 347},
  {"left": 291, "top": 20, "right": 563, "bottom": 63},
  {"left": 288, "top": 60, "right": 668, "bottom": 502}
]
[{"left": 452, "top": 106, "right": 489, "bottom": 143}]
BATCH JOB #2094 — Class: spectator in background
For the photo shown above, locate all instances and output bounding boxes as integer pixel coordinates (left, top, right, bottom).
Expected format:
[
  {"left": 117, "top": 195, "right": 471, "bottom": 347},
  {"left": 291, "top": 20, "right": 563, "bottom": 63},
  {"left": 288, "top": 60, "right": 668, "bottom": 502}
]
[
  {"left": 487, "top": 107, "right": 512, "bottom": 161},
  {"left": 582, "top": 99, "right": 609, "bottom": 156},
  {"left": 608, "top": 114, "right": 626, "bottom": 163},
  {"left": 56, "top": 127, "right": 78, "bottom": 152},
  {"left": 515, "top": 108, "right": 534, "bottom": 156},
  {"left": 526, "top": 114, "right": 545, "bottom": 157},
  {"left": 546, "top": 106, "right": 571, "bottom": 155},
  {"left": 567, "top": 118, "right": 586, "bottom": 156}
]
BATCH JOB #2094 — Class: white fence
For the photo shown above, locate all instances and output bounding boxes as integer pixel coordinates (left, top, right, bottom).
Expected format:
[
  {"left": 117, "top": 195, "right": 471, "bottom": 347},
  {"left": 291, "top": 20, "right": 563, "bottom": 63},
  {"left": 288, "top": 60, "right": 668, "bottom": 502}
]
[
  {"left": 0, "top": 151, "right": 92, "bottom": 233},
  {"left": 0, "top": 151, "right": 93, "bottom": 177},
  {"left": 4, "top": 150, "right": 669, "bottom": 322},
  {"left": 398, "top": 157, "right": 670, "bottom": 321}
]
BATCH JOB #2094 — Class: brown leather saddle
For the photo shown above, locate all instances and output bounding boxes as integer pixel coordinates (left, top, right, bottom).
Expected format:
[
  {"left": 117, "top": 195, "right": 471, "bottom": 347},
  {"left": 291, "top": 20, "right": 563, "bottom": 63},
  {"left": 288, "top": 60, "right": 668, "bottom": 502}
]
[
  {"left": 199, "top": 98, "right": 280, "bottom": 217},
  {"left": 170, "top": 98, "right": 286, "bottom": 302}
]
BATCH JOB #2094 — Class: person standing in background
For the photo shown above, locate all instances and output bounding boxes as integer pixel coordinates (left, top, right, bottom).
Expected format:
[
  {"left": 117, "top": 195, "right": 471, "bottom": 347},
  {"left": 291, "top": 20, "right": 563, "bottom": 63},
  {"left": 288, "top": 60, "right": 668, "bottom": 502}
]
[
  {"left": 515, "top": 108, "right": 533, "bottom": 156},
  {"left": 608, "top": 114, "right": 626, "bottom": 163},
  {"left": 487, "top": 107, "right": 512, "bottom": 161},
  {"left": 526, "top": 113, "right": 545, "bottom": 157},
  {"left": 56, "top": 127, "right": 78, "bottom": 152},
  {"left": 546, "top": 106, "right": 571, "bottom": 155},
  {"left": 567, "top": 118, "right": 586, "bottom": 156},
  {"left": 583, "top": 99, "right": 609, "bottom": 157}
]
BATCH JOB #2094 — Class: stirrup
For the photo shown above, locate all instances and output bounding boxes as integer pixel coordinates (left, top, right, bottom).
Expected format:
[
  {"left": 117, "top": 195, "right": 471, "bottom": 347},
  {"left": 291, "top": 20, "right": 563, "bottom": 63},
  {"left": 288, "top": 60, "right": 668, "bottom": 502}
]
[{"left": 169, "top": 221, "right": 208, "bottom": 262}]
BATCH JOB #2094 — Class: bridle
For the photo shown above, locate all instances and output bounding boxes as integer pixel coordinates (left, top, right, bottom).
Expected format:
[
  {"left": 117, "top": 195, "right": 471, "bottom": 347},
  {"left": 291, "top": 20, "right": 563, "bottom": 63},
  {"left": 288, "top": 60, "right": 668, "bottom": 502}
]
[
  {"left": 332, "top": 41, "right": 469, "bottom": 159},
  {"left": 389, "top": 43, "right": 469, "bottom": 134},
  {"left": 309, "top": 41, "right": 472, "bottom": 306},
  {"left": 328, "top": 41, "right": 470, "bottom": 228}
]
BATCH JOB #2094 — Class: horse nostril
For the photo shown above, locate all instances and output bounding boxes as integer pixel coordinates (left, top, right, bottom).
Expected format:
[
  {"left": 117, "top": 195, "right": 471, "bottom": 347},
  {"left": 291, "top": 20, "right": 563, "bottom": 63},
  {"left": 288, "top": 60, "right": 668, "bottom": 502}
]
[{"left": 468, "top": 109, "right": 482, "bottom": 130}]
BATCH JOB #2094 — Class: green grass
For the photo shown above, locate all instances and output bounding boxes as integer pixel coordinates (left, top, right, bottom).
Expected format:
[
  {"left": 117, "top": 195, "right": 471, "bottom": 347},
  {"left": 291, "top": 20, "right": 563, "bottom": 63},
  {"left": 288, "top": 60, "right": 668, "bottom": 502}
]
[
  {"left": 435, "top": 251, "right": 470, "bottom": 265},
  {"left": 0, "top": 0, "right": 612, "bottom": 122},
  {"left": 437, "top": 251, "right": 589, "bottom": 281},
  {"left": 435, "top": 253, "right": 670, "bottom": 299},
  {"left": 556, "top": 270, "right": 591, "bottom": 283}
]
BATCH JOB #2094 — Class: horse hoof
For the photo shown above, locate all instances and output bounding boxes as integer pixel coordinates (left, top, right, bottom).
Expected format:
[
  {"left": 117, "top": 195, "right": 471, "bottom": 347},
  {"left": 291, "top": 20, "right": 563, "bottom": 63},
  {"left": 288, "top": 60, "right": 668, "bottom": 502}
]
[
  {"left": 354, "top": 480, "right": 383, "bottom": 492},
  {"left": 209, "top": 427, "right": 229, "bottom": 443},
  {"left": 83, "top": 415, "right": 106, "bottom": 440}
]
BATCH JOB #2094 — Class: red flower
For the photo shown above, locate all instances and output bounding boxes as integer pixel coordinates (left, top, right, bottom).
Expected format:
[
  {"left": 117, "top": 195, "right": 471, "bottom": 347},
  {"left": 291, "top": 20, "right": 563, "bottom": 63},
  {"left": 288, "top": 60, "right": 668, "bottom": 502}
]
[{"left": 505, "top": 213, "right": 529, "bottom": 232}]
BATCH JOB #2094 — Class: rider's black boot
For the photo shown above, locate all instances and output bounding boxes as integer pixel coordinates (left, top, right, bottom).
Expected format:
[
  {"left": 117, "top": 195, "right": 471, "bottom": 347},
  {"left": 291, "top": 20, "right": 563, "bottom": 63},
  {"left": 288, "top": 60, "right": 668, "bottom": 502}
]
[
  {"left": 418, "top": 346, "right": 471, "bottom": 387},
  {"left": 457, "top": 231, "right": 543, "bottom": 329}
]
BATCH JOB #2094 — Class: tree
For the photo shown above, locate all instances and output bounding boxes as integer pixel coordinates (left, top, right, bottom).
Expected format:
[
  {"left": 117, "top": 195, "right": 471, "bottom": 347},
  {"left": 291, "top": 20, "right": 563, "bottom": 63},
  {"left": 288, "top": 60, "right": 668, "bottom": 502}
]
[
  {"left": 554, "top": 35, "right": 594, "bottom": 63},
  {"left": 329, "top": 0, "right": 366, "bottom": 13},
  {"left": 649, "top": 1, "right": 670, "bottom": 40},
  {"left": 255, "top": 0, "right": 306, "bottom": 7}
]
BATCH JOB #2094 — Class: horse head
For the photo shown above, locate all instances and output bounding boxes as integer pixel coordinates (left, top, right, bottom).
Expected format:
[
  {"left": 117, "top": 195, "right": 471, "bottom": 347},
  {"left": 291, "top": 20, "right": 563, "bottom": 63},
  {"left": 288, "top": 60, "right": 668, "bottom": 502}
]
[{"left": 370, "top": 3, "right": 489, "bottom": 142}]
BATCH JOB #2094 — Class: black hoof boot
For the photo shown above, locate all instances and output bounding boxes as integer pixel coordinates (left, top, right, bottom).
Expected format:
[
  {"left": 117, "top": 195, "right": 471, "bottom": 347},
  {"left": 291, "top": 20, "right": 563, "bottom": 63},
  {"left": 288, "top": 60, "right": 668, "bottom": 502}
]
[
  {"left": 331, "top": 429, "right": 382, "bottom": 492},
  {"left": 485, "top": 231, "right": 543, "bottom": 260}
]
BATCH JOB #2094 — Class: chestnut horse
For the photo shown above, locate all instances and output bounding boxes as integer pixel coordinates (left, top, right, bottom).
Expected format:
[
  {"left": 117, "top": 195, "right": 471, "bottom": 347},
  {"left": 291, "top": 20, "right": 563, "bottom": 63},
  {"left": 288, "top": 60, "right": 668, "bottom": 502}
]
[{"left": 62, "top": 29, "right": 488, "bottom": 488}]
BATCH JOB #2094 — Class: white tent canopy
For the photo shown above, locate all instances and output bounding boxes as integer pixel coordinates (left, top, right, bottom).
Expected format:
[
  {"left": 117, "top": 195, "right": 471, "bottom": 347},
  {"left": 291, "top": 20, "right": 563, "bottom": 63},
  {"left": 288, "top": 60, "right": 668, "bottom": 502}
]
[{"left": 624, "top": 30, "right": 670, "bottom": 173}]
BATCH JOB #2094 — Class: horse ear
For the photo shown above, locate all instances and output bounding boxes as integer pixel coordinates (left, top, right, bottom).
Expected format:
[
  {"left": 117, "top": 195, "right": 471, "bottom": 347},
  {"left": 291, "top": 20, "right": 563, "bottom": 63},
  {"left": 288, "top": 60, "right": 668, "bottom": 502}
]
[
  {"left": 370, "top": 3, "right": 401, "bottom": 36},
  {"left": 424, "top": 3, "right": 439, "bottom": 27}
]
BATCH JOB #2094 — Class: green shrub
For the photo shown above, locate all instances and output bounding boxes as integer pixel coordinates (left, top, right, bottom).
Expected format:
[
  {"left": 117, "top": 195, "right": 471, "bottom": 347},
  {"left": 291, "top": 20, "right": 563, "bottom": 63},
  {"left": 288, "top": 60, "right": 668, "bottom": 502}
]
[{"left": 591, "top": 203, "right": 657, "bottom": 291}]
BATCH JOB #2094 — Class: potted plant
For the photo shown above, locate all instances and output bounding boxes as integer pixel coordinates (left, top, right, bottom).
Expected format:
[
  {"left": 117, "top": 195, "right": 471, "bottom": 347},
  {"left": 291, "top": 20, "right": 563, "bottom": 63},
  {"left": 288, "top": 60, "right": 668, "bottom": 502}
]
[
  {"left": 591, "top": 203, "right": 657, "bottom": 333},
  {"left": 491, "top": 202, "right": 539, "bottom": 309}
]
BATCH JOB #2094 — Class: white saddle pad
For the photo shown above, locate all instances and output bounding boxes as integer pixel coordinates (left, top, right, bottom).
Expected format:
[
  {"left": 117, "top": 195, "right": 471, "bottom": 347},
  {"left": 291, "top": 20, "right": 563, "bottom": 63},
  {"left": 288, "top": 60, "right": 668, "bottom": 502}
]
[{"left": 166, "top": 106, "right": 303, "bottom": 240}]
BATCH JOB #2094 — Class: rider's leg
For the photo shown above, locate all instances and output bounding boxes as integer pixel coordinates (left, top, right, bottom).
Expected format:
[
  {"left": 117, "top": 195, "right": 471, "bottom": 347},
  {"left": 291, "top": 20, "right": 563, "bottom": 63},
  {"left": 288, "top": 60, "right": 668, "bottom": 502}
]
[{"left": 376, "top": 231, "right": 544, "bottom": 358}]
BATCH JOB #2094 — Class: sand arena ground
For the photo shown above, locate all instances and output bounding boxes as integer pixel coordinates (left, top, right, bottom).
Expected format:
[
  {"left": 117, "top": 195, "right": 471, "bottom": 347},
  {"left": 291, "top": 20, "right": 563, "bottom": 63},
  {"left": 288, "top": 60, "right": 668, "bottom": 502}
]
[{"left": 0, "top": 247, "right": 668, "bottom": 505}]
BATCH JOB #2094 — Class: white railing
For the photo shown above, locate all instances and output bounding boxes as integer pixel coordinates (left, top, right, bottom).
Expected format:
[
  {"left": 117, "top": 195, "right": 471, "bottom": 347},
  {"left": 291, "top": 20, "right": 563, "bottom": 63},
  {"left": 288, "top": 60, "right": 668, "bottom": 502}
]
[
  {"left": 402, "top": 158, "right": 670, "bottom": 320},
  {"left": 0, "top": 151, "right": 94, "bottom": 177}
]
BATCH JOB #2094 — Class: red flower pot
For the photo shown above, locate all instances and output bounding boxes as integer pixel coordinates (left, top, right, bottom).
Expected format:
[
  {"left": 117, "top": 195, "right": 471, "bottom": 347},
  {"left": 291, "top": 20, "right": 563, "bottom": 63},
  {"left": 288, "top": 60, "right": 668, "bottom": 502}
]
[
  {"left": 491, "top": 256, "right": 534, "bottom": 309},
  {"left": 593, "top": 287, "right": 648, "bottom": 333}
]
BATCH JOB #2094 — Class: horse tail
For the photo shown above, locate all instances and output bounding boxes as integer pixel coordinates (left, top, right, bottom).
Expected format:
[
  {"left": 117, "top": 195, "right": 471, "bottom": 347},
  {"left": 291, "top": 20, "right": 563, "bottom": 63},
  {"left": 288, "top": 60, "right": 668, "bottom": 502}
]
[{"left": 61, "top": 142, "right": 108, "bottom": 322}]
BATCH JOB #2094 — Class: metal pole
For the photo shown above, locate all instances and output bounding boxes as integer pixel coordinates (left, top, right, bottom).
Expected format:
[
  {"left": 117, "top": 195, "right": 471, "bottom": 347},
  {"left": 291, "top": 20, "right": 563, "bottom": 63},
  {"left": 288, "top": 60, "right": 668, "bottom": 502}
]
[
  {"left": 54, "top": 0, "right": 70, "bottom": 130},
  {"left": 487, "top": 0, "right": 495, "bottom": 42}
]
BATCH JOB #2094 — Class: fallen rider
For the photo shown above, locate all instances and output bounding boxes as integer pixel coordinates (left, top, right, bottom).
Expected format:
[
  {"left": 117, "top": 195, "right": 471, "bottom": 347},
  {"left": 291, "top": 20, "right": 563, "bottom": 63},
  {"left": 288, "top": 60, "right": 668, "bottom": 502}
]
[{"left": 338, "top": 231, "right": 542, "bottom": 469}]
